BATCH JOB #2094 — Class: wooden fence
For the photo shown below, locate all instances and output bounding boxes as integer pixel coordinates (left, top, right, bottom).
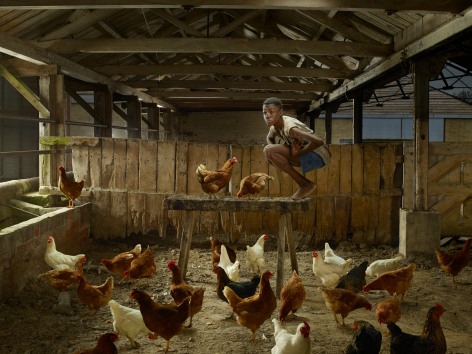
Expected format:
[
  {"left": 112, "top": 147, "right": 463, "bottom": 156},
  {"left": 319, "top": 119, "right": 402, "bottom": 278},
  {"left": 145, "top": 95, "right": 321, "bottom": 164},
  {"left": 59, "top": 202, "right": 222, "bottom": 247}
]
[{"left": 42, "top": 138, "right": 407, "bottom": 246}]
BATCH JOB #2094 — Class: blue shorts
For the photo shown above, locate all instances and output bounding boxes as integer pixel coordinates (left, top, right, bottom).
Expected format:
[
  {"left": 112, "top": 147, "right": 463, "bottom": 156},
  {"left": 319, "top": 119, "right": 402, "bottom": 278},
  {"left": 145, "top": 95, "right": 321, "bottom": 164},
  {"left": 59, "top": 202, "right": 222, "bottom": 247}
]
[{"left": 300, "top": 151, "right": 325, "bottom": 173}]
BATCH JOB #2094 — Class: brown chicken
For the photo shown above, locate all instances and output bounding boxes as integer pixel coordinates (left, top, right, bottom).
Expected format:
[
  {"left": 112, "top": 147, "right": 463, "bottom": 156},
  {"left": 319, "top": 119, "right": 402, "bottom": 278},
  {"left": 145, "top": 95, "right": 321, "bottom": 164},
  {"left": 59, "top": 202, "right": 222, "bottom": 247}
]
[
  {"left": 210, "top": 236, "right": 237, "bottom": 272},
  {"left": 58, "top": 166, "right": 85, "bottom": 208},
  {"left": 236, "top": 172, "right": 274, "bottom": 198},
  {"left": 223, "top": 270, "right": 277, "bottom": 340},
  {"left": 435, "top": 238, "right": 472, "bottom": 283},
  {"left": 75, "top": 332, "right": 119, "bottom": 354},
  {"left": 279, "top": 270, "right": 306, "bottom": 322},
  {"left": 363, "top": 263, "right": 416, "bottom": 302},
  {"left": 167, "top": 260, "right": 205, "bottom": 328},
  {"left": 376, "top": 293, "right": 402, "bottom": 329},
  {"left": 130, "top": 289, "right": 190, "bottom": 353},
  {"left": 319, "top": 287, "right": 372, "bottom": 326},
  {"left": 123, "top": 246, "right": 156, "bottom": 282},
  {"left": 38, "top": 256, "right": 85, "bottom": 292},
  {"left": 388, "top": 304, "right": 446, "bottom": 354},
  {"left": 77, "top": 274, "right": 114, "bottom": 313},
  {"left": 196, "top": 157, "right": 238, "bottom": 198},
  {"left": 100, "top": 244, "right": 142, "bottom": 283}
]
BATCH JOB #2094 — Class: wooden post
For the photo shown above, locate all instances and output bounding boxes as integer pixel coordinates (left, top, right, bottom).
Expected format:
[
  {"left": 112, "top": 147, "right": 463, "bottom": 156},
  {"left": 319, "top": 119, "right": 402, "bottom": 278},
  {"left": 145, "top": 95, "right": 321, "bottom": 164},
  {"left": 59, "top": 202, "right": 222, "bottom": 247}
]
[
  {"left": 127, "top": 97, "right": 142, "bottom": 139},
  {"left": 178, "top": 211, "right": 196, "bottom": 278},
  {"left": 39, "top": 74, "right": 65, "bottom": 188},
  {"left": 353, "top": 91, "right": 363, "bottom": 144},
  {"left": 413, "top": 58, "right": 430, "bottom": 211},
  {"left": 325, "top": 104, "right": 333, "bottom": 144},
  {"left": 147, "top": 104, "right": 160, "bottom": 140},
  {"left": 94, "top": 90, "right": 112, "bottom": 137},
  {"left": 276, "top": 215, "right": 286, "bottom": 299}
]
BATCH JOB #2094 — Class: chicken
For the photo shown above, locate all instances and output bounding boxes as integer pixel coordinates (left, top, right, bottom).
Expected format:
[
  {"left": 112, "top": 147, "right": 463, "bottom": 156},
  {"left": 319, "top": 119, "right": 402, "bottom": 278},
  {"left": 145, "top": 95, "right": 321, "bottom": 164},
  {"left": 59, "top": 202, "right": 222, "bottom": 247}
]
[
  {"left": 435, "top": 238, "right": 472, "bottom": 283},
  {"left": 58, "top": 165, "right": 85, "bottom": 208},
  {"left": 376, "top": 293, "right": 401, "bottom": 329},
  {"left": 336, "top": 260, "right": 369, "bottom": 293},
  {"left": 279, "top": 270, "right": 306, "bottom": 322},
  {"left": 108, "top": 300, "right": 155, "bottom": 348},
  {"left": 44, "top": 235, "right": 86, "bottom": 270},
  {"left": 130, "top": 289, "right": 190, "bottom": 353},
  {"left": 236, "top": 172, "right": 274, "bottom": 198},
  {"left": 388, "top": 304, "right": 446, "bottom": 354},
  {"left": 311, "top": 251, "right": 350, "bottom": 288},
  {"left": 196, "top": 156, "right": 238, "bottom": 198},
  {"left": 246, "top": 234, "right": 269, "bottom": 274},
  {"left": 218, "top": 244, "right": 240, "bottom": 281},
  {"left": 74, "top": 332, "right": 119, "bottom": 354},
  {"left": 214, "top": 266, "right": 260, "bottom": 303},
  {"left": 38, "top": 256, "right": 85, "bottom": 292},
  {"left": 77, "top": 274, "right": 114, "bottom": 313},
  {"left": 365, "top": 253, "right": 405, "bottom": 278},
  {"left": 210, "top": 236, "right": 237, "bottom": 272},
  {"left": 324, "top": 242, "right": 352, "bottom": 266},
  {"left": 271, "top": 319, "right": 311, "bottom": 354},
  {"left": 123, "top": 246, "right": 156, "bottom": 282},
  {"left": 223, "top": 270, "right": 277, "bottom": 340},
  {"left": 167, "top": 260, "right": 205, "bottom": 328},
  {"left": 100, "top": 244, "right": 142, "bottom": 283},
  {"left": 318, "top": 287, "right": 372, "bottom": 326},
  {"left": 363, "top": 263, "right": 416, "bottom": 302},
  {"left": 345, "top": 320, "right": 382, "bottom": 354}
]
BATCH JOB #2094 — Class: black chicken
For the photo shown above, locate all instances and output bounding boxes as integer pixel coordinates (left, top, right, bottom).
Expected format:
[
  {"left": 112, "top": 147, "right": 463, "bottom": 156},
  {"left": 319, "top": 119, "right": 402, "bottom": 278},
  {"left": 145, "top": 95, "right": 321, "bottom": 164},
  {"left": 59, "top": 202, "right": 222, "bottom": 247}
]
[
  {"left": 214, "top": 266, "right": 260, "bottom": 303},
  {"left": 336, "top": 260, "right": 369, "bottom": 293},
  {"left": 345, "top": 320, "right": 382, "bottom": 354}
]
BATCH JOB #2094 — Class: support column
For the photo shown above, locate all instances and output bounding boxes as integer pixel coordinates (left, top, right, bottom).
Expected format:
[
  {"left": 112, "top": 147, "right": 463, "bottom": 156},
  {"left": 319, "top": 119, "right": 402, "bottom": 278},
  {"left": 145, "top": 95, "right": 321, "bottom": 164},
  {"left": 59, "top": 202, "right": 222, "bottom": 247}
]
[
  {"left": 127, "top": 97, "right": 142, "bottom": 139},
  {"left": 94, "top": 90, "right": 112, "bottom": 137},
  {"left": 353, "top": 91, "right": 363, "bottom": 143},
  {"left": 39, "top": 74, "right": 65, "bottom": 189},
  {"left": 325, "top": 104, "right": 332, "bottom": 144},
  {"left": 147, "top": 104, "right": 160, "bottom": 140}
]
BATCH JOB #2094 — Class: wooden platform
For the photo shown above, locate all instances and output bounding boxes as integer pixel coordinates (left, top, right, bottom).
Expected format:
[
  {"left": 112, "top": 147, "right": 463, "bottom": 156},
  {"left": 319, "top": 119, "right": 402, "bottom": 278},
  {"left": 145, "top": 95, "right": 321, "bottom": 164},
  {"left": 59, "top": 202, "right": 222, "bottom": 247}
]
[{"left": 163, "top": 194, "right": 316, "bottom": 298}]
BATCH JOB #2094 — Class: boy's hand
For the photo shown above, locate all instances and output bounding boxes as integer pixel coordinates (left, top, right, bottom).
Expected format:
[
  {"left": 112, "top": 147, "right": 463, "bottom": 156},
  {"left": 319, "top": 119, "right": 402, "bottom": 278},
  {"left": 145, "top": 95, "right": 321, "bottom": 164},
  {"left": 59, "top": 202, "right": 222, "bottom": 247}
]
[{"left": 291, "top": 138, "right": 301, "bottom": 157}]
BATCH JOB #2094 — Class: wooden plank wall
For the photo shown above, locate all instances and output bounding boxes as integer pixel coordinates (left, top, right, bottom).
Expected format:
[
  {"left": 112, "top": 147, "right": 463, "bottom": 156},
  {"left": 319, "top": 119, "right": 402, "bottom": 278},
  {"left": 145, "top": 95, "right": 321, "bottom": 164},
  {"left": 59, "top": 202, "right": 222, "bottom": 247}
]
[
  {"left": 404, "top": 142, "right": 472, "bottom": 237},
  {"left": 68, "top": 138, "right": 404, "bottom": 246}
]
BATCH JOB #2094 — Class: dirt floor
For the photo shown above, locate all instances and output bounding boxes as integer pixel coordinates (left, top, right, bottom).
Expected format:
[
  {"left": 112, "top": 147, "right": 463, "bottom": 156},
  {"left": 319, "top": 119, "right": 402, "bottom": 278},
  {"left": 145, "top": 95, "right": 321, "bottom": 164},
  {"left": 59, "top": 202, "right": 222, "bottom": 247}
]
[{"left": 0, "top": 236, "right": 471, "bottom": 354}]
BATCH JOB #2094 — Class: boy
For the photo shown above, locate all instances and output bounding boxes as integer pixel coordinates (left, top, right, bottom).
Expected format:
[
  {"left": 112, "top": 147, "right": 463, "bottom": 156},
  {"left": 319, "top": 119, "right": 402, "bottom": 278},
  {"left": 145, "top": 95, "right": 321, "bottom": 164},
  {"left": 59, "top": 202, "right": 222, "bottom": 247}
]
[{"left": 262, "top": 97, "right": 331, "bottom": 200}]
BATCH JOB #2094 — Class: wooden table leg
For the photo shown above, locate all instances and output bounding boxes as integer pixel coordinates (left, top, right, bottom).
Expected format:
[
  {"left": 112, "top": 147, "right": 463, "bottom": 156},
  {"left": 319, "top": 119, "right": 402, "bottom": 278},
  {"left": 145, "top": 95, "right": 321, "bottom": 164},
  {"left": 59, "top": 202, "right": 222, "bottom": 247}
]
[
  {"left": 178, "top": 211, "right": 196, "bottom": 278},
  {"left": 276, "top": 213, "right": 298, "bottom": 299},
  {"left": 284, "top": 213, "right": 298, "bottom": 274}
]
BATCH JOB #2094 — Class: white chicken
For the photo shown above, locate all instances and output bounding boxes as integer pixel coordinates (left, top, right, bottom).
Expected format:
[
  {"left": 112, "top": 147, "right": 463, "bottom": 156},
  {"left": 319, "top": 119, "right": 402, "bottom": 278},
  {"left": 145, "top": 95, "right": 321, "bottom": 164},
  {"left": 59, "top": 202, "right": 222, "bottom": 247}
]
[
  {"left": 218, "top": 244, "right": 240, "bottom": 281},
  {"left": 365, "top": 253, "right": 405, "bottom": 277},
  {"left": 271, "top": 319, "right": 311, "bottom": 354},
  {"left": 246, "top": 234, "right": 269, "bottom": 274},
  {"left": 311, "top": 251, "right": 350, "bottom": 288},
  {"left": 44, "top": 235, "right": 86, "bottom": 270},
  {"left": 108, "top": 300, "right": 155, "bottom": 348},
  {"left": 324, "top": 242, "right": 352, "bottom": 266}
]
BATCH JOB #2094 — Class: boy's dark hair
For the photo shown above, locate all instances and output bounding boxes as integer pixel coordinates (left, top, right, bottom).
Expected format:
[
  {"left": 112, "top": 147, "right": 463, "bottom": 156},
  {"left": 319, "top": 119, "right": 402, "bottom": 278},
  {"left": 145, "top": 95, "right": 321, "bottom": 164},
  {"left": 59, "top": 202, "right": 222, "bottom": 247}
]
[{"left": 263, "top": 97, "right": 283, "bottom": 109}]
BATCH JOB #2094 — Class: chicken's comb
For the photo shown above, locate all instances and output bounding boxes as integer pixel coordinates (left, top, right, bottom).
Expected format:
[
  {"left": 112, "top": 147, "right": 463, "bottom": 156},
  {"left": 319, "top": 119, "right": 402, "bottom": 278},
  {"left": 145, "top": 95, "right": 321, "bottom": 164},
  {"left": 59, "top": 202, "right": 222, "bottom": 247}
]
[
  {"left": 311, "top": 251, "right": 318, "bottom": 257},
  {"left": 167, "top": 260, "right": 177, "bottom": 268}
]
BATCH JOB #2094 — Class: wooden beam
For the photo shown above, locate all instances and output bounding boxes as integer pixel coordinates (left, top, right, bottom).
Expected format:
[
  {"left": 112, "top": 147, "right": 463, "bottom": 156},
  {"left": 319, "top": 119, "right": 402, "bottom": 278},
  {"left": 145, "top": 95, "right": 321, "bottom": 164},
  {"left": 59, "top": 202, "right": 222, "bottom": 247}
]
[
  {"left": 126, "top": 79, "right": 336, "bottom": 91},
  {"left": 0, "top": 1, "right": 468, "bottom": 13},
  {"left": 147, "top": 90, "right": 320, "bottom": 100},
  {"left": 0, "top": 64, "right": 50, "bottom": 118},
  {"left": 38, "top": 38, "right": 393, "bottom": 57},
  {"left": 0, "top": 59, "right": 59, "bottom": 77},
  {"left": 97, "top": 64, "right": 348, "bottom": 79},
  {"left": 0, "top": 31, "right": 175, "bottom": 110}
]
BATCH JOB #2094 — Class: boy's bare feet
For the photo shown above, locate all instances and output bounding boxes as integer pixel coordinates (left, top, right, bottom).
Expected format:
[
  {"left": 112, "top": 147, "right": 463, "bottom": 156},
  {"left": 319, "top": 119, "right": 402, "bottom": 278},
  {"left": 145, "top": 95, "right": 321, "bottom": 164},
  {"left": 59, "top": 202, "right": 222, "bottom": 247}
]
[{"left": 291, "top": 182, "right": 316, "bottom": 200}]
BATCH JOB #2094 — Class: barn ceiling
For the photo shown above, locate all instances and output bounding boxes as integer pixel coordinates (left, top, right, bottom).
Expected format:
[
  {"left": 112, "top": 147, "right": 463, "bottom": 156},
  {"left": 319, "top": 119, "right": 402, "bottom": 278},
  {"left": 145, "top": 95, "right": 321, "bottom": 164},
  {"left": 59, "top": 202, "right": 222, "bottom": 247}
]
[{"left": 0, "top": 1, "right": 471, "bottom": 114}]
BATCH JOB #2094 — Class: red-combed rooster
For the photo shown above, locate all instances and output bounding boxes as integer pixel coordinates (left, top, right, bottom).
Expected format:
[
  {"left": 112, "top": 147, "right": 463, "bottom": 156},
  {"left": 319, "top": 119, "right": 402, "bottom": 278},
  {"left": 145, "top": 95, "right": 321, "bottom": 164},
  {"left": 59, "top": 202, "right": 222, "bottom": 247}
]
[
  {"left": 196, "top": 157, "right": 238, "bottom": 198},
  {"left": 435, "top": 238, "right": 472, "bottom": 283}
]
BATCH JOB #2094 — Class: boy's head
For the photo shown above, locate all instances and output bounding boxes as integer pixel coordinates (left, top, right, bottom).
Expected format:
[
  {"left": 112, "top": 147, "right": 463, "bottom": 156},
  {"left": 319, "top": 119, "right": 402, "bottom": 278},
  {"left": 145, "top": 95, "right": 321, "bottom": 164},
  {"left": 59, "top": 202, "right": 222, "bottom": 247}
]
[{"left": 263, "top": 97, "right": 283, "bottom": 109}]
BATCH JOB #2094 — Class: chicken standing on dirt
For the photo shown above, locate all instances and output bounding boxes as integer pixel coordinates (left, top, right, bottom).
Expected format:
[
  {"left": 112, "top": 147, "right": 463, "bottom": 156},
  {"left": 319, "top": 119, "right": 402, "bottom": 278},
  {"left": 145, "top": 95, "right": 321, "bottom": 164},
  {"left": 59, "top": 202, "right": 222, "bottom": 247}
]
[
  {"left": 58, "top": 166, "right": 85, "bottom": 208},
  {"left": 345, "top": 320, "right": 382, "bottom": 354},
  {"left": 123, "top": 246, "right": 156, "bottom": 282},
  {"left": 196, "top": 157, "right": 238, "bottom": 198},
  {"left": 435, "top": 238, "right": 472, "bottom": 283},
  {"left": 74, "top": 332, "right": 119, "bottom": 354},
  {"left": 223, "top": 270, "right": 277, "bottom": 340},
  {"left": 38, "top": 256, "right": 85, "bottom": 292},
  {"left": 214, "top": 266, "right": 260, "bottom": 303},
  {"left": 365, "top": 253, "right": 405, "bottom": 278},
  {"left": 167, "top": 260, "right": 205, "bottom": 328},
  {"left": 100, "top": 244, "right": 141, "bottom": 283},
  {"left": 319, "top": 287, "right": 372, "bottom": 326},
  {"left": 376, "top": 293, "right": 401, "bottom": 329},
  {"left": 77, "top": 274, "right": 114, "bottom": 314},
  {"left": 336, "top": 260, "right": 369, "bottom": 293},
  {"left": 363, "top": 263, "right": 416, "bottom": 302},
  {"left": 271, "top": 319, "right": 311, "bottom": 354},
  {"left": 236, "top": 172, "right": 274, "bottom": 198},
  {"left": 44, "top": 235, "right": 86, "bottom": 271},
  {"left": 210, "top": 236, "right": 237, "bottom": 272},
  {"left": 279, "top": 270, "right": 306, "bottom": 322},
  {"left": 108, "top": 299, "right": 156, "bottom": 348},
  {"left": 218, "top": 244, "right": 240, "bottom": 281},
  {"left": 246, "top": 234, "right": 269, "bottom": 274},
  {"left": 312, "top": 251, "right": 350, "bottom": 288},
  {"left": 324, "top": 242, "right": 352, "bottom": 266},
  {"left": 388, "top": 304, "right": 447, "bottom": 354},
  {"left": 130, "top": 289, "right": 190, "bottom": 353}
]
